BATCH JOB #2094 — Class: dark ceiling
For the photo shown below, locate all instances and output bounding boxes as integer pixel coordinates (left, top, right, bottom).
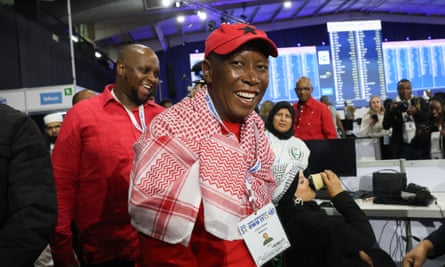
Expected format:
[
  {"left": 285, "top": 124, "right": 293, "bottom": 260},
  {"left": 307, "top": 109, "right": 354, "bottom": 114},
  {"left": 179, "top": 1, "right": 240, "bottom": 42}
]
[{"left": 12, "top": 0, "right": 445, "bottom": 59}]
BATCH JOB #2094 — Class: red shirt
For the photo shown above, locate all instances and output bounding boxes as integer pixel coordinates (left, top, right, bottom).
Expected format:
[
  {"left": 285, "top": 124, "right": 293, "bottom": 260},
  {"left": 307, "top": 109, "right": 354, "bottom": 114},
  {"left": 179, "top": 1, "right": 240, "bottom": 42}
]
[
  {"left": 293, "top": 97, "right": 338, "bottom": 140},
  {"left": 50, "top": 84, "right": 164, "bottom": 265},
  {"left": 137, "top": 120, "right": 256, "bottom": 267}
]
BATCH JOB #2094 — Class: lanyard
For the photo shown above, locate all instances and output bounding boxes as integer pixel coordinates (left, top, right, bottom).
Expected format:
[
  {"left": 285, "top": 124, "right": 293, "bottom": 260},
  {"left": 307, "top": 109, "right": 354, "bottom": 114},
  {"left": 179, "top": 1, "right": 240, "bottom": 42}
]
[
  {"left": 111, "top": 89, "right": 146, "bottom": 132},
  {"left": 205, "top": 91, "right": 260, "bottom": 211}
]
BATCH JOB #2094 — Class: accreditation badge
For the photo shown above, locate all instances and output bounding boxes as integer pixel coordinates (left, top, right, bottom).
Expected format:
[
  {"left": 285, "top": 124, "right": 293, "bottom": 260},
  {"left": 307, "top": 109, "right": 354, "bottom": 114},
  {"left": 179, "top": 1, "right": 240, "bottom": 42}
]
[{"left": 238, "top": 202, "right": 290, "bottom": 266}]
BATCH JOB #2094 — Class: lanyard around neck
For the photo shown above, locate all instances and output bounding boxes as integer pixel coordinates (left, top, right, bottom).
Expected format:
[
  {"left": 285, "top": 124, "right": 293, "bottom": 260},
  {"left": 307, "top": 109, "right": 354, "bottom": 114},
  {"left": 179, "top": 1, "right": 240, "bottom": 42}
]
[
  {"left": 205, "top": 90, "right": 261, "bottom": 211},
  {"left": 111, "top": 89, "right": 146, "bottom": 132}
]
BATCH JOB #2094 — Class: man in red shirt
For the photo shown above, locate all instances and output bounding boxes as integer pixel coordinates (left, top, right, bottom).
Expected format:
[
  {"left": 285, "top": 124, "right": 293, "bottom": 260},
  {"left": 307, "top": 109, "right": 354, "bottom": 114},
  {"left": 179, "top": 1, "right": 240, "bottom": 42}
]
[
  {"left": 50, "top": 44, "right": 164, "bottom": 267},
  {"left": 293, "top": 76, "right": 338, "bottom": 140},
  {"left": 129, "top": 23, "right": 277, "bottom": 267}
]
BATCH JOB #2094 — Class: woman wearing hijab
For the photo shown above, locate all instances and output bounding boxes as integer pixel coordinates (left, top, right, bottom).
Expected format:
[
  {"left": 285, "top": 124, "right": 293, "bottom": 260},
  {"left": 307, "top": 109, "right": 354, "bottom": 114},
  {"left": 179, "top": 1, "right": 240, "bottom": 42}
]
[
  {"left": 272, "top": 163, "right": 394, "bottom": 267},
  {"left": 265, "top": 101, "right": 310, "bottom": 170}
]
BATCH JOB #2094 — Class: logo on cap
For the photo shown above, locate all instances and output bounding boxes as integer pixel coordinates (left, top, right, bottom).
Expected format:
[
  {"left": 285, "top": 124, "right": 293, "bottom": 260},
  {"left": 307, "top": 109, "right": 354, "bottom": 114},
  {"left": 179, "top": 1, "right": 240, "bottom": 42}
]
[{"left": 239, "top": 26, "right": 257, "bottom": 35}]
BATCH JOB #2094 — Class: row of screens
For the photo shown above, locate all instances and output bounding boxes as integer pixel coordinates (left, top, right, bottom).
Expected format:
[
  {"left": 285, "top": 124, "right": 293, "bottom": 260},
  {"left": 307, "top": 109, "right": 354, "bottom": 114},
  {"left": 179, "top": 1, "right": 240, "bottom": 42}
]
[{"left": 190, "top": 30, "right": 445, "bottom": 108}]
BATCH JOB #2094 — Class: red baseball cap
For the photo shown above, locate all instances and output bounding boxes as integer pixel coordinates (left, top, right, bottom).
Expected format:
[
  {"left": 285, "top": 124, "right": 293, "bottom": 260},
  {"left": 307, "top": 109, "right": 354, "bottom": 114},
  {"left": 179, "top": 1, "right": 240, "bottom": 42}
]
[{"left": 204, "top": 23, "right": 278, "bottom": 58}]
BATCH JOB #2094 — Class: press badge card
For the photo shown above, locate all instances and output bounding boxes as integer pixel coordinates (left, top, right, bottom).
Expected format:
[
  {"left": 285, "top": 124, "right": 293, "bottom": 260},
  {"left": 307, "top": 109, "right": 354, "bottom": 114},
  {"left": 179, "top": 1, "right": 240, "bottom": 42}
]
[{"left": 238, "top": 202, "right": 290, "bottom": 266}]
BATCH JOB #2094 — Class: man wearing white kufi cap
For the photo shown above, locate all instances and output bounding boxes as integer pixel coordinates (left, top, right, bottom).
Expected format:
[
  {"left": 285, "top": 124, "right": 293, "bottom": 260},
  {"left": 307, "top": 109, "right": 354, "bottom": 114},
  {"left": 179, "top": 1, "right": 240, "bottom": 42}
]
[{"left": 43, "top": 112, "right": 64, "bottom": 153}]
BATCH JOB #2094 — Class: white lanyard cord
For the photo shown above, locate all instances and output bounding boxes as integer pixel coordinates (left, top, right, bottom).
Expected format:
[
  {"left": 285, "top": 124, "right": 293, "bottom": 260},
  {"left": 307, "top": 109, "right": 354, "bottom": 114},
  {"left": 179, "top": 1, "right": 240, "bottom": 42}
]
[{"left": 111, "top": 89, "right": 146, "bottom": 132}]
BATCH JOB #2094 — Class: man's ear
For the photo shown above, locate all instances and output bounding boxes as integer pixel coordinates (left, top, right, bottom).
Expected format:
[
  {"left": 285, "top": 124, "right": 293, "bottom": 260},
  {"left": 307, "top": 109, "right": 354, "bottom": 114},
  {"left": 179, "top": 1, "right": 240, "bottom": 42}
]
[
  {"left": 116, "top": 61, "right": 125, "bottom": 76},
  {"left": 202, "top": 59, "right": 212, "bottom": 84}
]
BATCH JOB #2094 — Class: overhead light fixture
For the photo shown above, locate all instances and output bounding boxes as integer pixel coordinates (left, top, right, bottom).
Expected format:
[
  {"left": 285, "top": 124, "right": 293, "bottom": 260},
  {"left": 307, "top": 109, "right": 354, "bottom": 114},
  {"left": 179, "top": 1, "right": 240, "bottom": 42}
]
[
  {"left": 284, "top": 1, "right": 292, "bottom": 8},
  {"left": 197, "top": 10, "right": 207, "bottom": 20},
  {"left": 177, "top": 15, "right": 185, "bottom": 23},
  {"left": 161, "top": 0, "right": 172, "bottom": 7}
]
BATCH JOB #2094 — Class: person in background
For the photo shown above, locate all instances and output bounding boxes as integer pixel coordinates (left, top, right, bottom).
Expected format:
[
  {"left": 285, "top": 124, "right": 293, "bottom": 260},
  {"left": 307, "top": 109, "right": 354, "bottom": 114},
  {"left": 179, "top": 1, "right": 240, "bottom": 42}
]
[
  {"left": 265, "top": 101, "right": 310, "bottom": 168},
  {"left": 129, "top": 23, "right": 278, "bottom": 267},
  {"left": 159, "top": 99, "right": 173, "bottom": 108},
  {"left": 357, "top": 95, "right": 388, "bottom": 138},
  {"left": 189, "top": 60, "right": 206, "bottom": 98},
  {"left": 189, "top": 79, "right": 206, "bottom": 98},
  {"left": 293, "top": 76, "right": 337, "bottom": 140},
  {"left": 402, "top": 224, "right": 445, "bottom": 267},
  {"left": 320, "top": 95, "right": 346, "bottom": 138},
  {"left": 344, "top": 100, "right": 356, "bottom": 120},
  {"left": 50, "top": 44, "right": 164, "bottom": 267},
  {"left": 263, "top": 101, "right": 310, "bottom": 267},
  {"left": 259, "top": 100, "right": 274, "bottom": 123},
  {"left": 383, "top": 79, "right": 429, "bottom": 159},
  {"left": 72, "top": 89, "right": 97, "bottom": 105},
  {"left": 411, "top": 95, "right": 445, "bottom": 159},
  {"left": 273, "top": 165, "right": 380, "bottom": 267},
  {"left": 0, "top": 103, "right": 57, "bottom": 266},
  {"left": 423, "top": 89, "right": 432, "bottom": 102},
  {"left": 43, "top": 111, "right": 64, "bottom": 153}
]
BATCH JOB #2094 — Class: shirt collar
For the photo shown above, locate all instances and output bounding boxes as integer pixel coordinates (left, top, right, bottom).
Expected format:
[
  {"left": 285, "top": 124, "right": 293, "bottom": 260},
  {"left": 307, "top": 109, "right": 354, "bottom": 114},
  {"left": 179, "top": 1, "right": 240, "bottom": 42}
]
[{"left": 101, "top": 83, "right": 161, "bottom": 110}]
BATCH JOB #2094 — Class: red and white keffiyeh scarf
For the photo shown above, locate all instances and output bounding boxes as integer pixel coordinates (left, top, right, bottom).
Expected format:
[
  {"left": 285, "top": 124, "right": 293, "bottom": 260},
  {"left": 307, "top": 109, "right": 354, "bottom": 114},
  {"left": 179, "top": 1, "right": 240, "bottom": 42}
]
[{"left": 129, "top": 88, "right": 275, "bottom": 245}]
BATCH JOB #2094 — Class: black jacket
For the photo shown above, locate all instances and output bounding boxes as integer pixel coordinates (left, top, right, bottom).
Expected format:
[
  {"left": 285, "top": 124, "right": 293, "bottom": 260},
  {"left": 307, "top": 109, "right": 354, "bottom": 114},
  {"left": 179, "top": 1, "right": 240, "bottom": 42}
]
[
  {"left": 427, "top": 223, "right": 445, "bottom": 259},
  {"left": 277, "top": 180, "right": 376, "bottom": 267},
  {"left": 382, "top": 97, "right": 429, "bottom": 159},
  {"left": 0, "top": 104, "right": 57, "bottom": 267}
]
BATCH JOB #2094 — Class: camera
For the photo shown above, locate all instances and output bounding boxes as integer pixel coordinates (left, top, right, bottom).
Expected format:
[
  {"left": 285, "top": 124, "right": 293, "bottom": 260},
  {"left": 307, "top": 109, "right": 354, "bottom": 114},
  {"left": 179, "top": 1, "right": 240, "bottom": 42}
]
[
  {"left": 308, "top": 173, "right": 325, "bottom": 191},
  {"left": 371, "top": 114, "right": 378, "bottom": 121},
  {"left": 396, "top": 101, "right": 409, "bottom": 113}
]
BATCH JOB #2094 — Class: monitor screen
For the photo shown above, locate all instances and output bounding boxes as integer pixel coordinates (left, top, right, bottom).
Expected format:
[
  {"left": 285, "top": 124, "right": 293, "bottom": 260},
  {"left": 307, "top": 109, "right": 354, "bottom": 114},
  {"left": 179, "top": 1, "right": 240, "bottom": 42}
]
[
  {"left": 190, "top": 20, "right": 445, "bottom": 110},
  {"left": 304, "top": 138, "right": 357, "bottom": 177}
]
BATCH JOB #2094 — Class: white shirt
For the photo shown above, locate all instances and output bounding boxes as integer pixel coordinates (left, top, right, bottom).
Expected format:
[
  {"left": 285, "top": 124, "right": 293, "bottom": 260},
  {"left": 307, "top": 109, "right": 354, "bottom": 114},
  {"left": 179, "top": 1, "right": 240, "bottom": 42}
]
[
  {"left": 358, "top": 111, "right": 387, "bottom": 138},
  {"left": 265, "top": 130, "right": 310, "bottom": 170}
]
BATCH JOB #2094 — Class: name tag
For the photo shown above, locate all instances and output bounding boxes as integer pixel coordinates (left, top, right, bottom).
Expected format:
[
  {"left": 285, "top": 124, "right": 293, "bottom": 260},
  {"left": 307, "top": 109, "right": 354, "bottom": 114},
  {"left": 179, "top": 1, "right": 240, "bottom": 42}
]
[{"left": 238, "top": 202, "right": 291, "bottom": 266}]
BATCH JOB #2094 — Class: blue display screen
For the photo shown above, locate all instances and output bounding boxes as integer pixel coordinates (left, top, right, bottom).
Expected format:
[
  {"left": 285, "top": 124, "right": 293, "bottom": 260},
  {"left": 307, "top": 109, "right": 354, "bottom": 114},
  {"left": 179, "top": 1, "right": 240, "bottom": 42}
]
[{"left": 189, "top": 21, "right": 445, "bottom": 108}]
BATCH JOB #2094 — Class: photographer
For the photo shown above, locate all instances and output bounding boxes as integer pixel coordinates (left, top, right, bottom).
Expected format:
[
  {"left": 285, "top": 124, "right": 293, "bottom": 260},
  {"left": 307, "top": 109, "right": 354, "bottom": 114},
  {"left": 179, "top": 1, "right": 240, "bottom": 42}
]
[
  {"left": 357, "top": 96, "right": 387, "bottom": 138},
  {"left": 382, "top": 79, "right": 429, "bottom": 159}
]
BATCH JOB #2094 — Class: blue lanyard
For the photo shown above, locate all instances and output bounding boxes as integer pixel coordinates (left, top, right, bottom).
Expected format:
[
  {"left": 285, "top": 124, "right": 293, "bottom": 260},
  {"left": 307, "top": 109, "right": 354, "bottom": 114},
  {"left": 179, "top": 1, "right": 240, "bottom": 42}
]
[{"left": 205, "top": 90, "right": 261, "bottom": 210}]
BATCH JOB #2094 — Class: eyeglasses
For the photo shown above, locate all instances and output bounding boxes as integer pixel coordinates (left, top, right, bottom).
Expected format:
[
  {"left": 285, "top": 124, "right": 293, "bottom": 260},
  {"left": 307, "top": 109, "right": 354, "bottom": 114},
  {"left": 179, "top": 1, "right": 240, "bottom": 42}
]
[{"left": 296, "top": 87, "right": 311, "bottom": 92}]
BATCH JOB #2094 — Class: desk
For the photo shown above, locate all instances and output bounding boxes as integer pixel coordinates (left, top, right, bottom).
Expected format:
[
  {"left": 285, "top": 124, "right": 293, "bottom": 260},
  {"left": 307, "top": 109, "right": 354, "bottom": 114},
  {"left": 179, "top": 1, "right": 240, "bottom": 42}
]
[
  {"left": 336, "top": 159, "right": 445, "bottom": 262},
  {"left": 322, "top": 192, "right": 445, "bottom": 253},
  {"left": 323, "top": 192, "right": 445, "bottom": 219}
]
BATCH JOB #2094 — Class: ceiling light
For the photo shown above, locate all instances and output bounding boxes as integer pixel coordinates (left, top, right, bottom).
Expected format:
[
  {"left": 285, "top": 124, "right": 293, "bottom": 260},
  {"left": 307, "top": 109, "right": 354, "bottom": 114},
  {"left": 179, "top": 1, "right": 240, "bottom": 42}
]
[
  {"left": 177, "top": 15, "right": 185, "bottom": 23},
  {"left": 197, "top": 10, "right": 207, "bottom": 20},
  {"left": 284, "top": 1, "right": 292, "bottom": 8},
  {"left": 161, "top": 0, "right": 172, "bottom": 7}
]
